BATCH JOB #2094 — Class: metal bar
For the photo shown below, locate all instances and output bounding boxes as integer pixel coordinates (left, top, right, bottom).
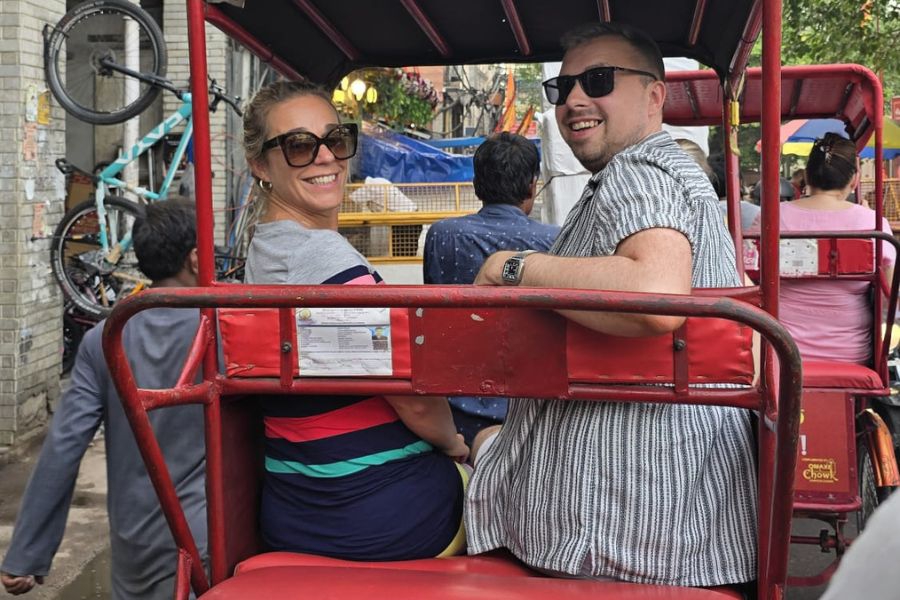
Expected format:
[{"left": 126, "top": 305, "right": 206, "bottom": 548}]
[
  {"left": 104, "top": 284, "right": 802, "bottom": 599},
  {"left": 205, "top": 5, "right": 304, "bottom": 79},
  {"left": 400, "top": 0, "right": 451, "bottom": 57},
  {"left": 687, "top": 0, "right": 709, "bottom": 46},
  {"left": 723, "top": 101, "right": 745, "bottom": 278},
  {"left": 279, "top": 308, "right": 295, "bottom": 389},
  {"left": 203, "top": 383, "right": 226, "bottom": 585},
  {"left": 187, "top": 0, "right": 215, "bottom": 287},
  {"left": 760, "top": 0, "right": 786, "bottom": 593},
  {"left": 499, "top": 0, "right": 532, "bottom": 56},
  {"left": 186, "top": 0, "right": 226, "bottom": 587},
  {"left": 727, "top": 0, "right": 762, "bottom": 96},
  {"left": 291, "top": 0, "right": 360, "bottom": 61},
  {"left": 596, "top": 0, "right": 611, "bottom": 21},
  {"left": 175, "top": 314, "right": 212, "bottom": 388},
  {"left": 101, "top": 308, "right": 210, "bottom": 594}
]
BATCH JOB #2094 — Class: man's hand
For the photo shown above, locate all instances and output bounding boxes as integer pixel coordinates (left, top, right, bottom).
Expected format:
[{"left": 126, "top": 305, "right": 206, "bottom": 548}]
[
  {"left": 442, "top": 433, "right": 470, "bottom": 463},
  {"left": 1, "top": 572, "right": 43, "bottom": 595},
  {"left": 474, "top": 251, "right": 517, "bottom": 286}
]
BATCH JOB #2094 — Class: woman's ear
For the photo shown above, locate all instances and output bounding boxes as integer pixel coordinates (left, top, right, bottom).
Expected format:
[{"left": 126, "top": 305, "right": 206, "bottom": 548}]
[{"left": 249, "top": 157, "right": 270, "bottom": 185}]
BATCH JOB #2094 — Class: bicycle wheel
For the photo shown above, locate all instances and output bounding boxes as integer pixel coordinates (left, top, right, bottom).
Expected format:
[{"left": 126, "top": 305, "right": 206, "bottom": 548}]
[
  {"left": 856, "top": 436, "right": 894, "bottom": 531},
  {"left": 44, "top": 0, "right": 167, "bottom": 125},
  {"left": 50, "top": 196, "right": 148, "bottom": 319}
]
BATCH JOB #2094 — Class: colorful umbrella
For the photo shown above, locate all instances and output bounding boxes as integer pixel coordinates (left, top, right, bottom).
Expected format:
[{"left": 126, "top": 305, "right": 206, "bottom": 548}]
[
  {"left": 781, "top": 119, "right": 847, "bottom": 157},
  {"left": 860, "top": 119, "right": 900, "bottom": 160},
  {"left": 780, "top": 118, "right": 900, "bottom": 159}
]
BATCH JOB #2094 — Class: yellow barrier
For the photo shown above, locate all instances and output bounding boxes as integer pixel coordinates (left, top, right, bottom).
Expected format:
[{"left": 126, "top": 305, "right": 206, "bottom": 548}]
[
  {"left": 859, "top": 179, "right": 900, "bottom": 226},
  {"left": 338, "top": 181, "right": 482, "bottom": 261}
]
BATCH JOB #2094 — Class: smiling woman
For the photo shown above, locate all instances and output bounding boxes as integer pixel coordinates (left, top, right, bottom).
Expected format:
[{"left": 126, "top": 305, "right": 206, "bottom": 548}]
[{"left": 240, "top": 80, "right": 470, "bottom": 562}]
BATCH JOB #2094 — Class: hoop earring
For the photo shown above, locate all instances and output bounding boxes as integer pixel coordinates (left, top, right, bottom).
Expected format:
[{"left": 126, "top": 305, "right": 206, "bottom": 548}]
[{"left": 258, "top": 179, "right": 273, "bottom": 192}]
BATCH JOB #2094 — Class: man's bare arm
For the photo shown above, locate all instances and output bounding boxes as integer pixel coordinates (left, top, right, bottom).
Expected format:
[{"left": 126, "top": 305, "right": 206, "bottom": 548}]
[{"left": 475, "top": 227, "right": 692, "bottom": 337}]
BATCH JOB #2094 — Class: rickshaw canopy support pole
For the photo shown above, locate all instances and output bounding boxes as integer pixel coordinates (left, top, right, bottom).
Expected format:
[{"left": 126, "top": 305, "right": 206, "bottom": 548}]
[
  {"left": 186, "top": 0, "right": 228, "bottom": 588},
  {"left": 759, "top": 0, "right": 787, "bottom": 596},
  {"left": 723, "top": 99, "right": 745, "bottom": 279}
]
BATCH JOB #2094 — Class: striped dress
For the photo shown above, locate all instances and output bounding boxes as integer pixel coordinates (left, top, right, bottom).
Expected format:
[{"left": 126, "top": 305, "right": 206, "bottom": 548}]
[
  {"left": 245, "top": 220, "right": 463, "bottom": 560},
  {"left": 464, "top": 132, "right": 758, "bottom": 586}
]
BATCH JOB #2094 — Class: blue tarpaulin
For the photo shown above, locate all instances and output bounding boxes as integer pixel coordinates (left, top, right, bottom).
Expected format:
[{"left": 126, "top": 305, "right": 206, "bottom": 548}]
[{"left": 355, "top": 130, "right": 474, "bottom": 183}]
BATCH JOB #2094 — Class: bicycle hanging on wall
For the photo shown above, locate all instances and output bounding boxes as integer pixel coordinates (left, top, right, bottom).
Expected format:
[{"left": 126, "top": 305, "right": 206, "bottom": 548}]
[{"left": 43, "top": 0, "right": 244, "bottom": 318}]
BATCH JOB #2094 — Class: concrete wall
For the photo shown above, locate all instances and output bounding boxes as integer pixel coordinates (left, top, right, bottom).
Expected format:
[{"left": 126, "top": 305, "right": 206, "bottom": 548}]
[
  {"left": 0, "top": 0, "right": 67, "bottom": 446},
  {"left": 163, "top": 0, "right": 228, "bottom": 241}
]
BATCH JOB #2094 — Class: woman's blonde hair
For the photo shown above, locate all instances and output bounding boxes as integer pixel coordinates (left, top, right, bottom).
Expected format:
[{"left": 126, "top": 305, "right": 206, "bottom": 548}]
[{"left": 242, "top": 80, "right": 333, "bottom": 166}]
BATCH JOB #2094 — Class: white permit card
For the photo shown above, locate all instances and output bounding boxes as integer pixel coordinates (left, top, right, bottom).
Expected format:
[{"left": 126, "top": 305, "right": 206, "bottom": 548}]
[
  {"left": 296, "top": 308, "right": 393, "bottom": 376},
  {"left": 779, "top": 239, "right": 819, "bottom": 276}
]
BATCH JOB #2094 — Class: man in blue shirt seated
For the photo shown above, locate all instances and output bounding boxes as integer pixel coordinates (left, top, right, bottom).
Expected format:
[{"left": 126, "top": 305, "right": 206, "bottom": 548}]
[{"left": 422, "top": 132, "right": 560, "bottom": 444}]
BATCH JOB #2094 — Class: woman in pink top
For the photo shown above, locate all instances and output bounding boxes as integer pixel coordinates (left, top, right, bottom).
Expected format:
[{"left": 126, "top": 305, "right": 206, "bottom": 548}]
[{"left": 761, "top": 133, "right": 896, "bottom": 363}]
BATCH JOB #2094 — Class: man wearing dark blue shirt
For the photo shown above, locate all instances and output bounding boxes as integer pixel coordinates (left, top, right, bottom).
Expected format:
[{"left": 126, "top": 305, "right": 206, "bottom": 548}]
[{"left": 422, "top": 132, "right": 560, "bottom": 443}]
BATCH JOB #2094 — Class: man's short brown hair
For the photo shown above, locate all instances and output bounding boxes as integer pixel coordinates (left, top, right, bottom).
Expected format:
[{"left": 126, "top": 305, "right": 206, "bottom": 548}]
[{"left": 560, "top": 22, "right": 665, "bottom": 82}]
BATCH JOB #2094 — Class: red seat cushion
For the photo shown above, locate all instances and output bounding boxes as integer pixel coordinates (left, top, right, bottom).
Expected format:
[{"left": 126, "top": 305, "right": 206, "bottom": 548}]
[
  {"left": 235, "top": 550, "right": 537, "bottom": 578},
  {"left": 202, "top": 565, "right": 743, "bottom": 599},
  {"left": 802, "top": 360, "right": 883, "bottom": 390}
]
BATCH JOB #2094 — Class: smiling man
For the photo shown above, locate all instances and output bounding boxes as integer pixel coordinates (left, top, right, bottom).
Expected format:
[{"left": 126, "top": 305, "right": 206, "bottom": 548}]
[{"left": 464, "top": 23, "right": 758, "bottom": 588}]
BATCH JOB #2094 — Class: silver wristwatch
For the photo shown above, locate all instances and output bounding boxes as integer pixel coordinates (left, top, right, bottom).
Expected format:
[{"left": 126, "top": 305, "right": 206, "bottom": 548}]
[{"left": 500, "top": 250, "right": 537, "bottom": 285}]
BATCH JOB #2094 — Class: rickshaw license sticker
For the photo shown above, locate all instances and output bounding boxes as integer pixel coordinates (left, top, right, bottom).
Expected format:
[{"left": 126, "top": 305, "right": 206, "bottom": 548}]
[
  {"left": 295, "top": 308, "right": 393, "bottom": 376},
  {"left": 779, "top": 239, "right": 818, "bottom": 276}
]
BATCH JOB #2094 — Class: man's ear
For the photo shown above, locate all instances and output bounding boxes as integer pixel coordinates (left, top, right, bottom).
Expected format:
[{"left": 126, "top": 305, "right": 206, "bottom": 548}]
[
  {"left": 647, "top": 80, "right": 666, "bottom": 118},
  {"left": 187, "top": 248, "right": 199, "bottom": 277}
]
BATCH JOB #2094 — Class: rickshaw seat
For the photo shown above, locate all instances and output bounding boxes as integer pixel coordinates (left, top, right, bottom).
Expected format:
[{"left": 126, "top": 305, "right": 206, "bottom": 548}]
[
  {"left": 206, "top": 564, "right": 744, "bottom": 599},
  {"left": 801, "top": 360, "right": 883, "bottom": 390},
  {"left": 234, "top": 549, "right": 538, "bottom": 577}
]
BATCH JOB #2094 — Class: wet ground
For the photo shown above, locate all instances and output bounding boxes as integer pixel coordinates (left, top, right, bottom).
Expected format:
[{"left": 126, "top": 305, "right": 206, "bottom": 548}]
[
  {"left": 56, "top": 549, "right": 110, "bottom": 600},
  {"left": 0, "top": 427, "right": 110, "bottom": 600}
]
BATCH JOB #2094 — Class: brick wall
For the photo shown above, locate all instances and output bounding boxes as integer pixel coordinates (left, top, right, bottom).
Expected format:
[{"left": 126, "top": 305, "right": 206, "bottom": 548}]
[
  {"left": 163, "top": 0, "right": 228, "bottom": 242},
  {"left": 0, "top": 0, "right": 66, "bottom": 446}
]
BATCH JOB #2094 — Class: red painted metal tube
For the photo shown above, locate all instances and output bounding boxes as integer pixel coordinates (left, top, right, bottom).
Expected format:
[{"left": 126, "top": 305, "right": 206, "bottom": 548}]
[
  {"left": 759, "top": 0, "right": 785, "bottom": 593},
  {"left": 722, "top": 100, "right": 745, "bottom": 278},
  {"left": 291, "top": 0, "right": 359, "bottom": 61},
  {"left": 727, "top": 0, "right": 761, "bottom": 95},
  {"left": 175, "top": 314, "right": 211, "bottom": 388},
  {"left": 399, "top": 0, "right": 451, "bottom": 57},
  {"left": 186, "top": 0, "right": 214, "bottom": 288},
  {"left": 596, "top": 0, "right": 611, "bottom": 21},
  {"left": 499, "top": 0, "right": 532, "bottom": 56},
  {"left": 186, "top": 0, "right": 227, "bottom": 586},
  {"left": 205, "top": 5, "right": 303, "bottom": 80},
  {"left": 103, "top": 284, "right": 802, "bottom": 597},
  {"left": 687, "top": 0, "right": 708, "bottom": 47}
]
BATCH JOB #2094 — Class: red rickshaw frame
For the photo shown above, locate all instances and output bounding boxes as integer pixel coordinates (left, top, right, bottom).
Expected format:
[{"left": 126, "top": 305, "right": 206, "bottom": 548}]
[{"left": 98, "top": 0, "right": 836, "bottom": 598}]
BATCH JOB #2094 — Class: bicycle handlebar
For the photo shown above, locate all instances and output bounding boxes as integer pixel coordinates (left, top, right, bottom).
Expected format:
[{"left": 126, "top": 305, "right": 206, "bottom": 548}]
[
  {"left": 208, "top": 80, "right": 243, "bottom": 117},
  {"left": 97, "top": 57, "right": 242, "bottom": 116}
]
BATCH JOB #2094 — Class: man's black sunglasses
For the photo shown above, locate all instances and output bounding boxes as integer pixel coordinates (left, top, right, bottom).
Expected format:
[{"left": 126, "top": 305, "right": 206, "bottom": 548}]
[
  {"left": 542, "top": 66, "right": 659, "bottom": 106},
  {"left": 261, "top": 123, "right": 359, "bottom": 168}
]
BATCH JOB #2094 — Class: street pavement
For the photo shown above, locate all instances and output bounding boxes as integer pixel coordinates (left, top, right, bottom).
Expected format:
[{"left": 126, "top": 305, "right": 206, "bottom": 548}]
[{"left": 0, "top": 428, "right": 109, "bottom": 599}]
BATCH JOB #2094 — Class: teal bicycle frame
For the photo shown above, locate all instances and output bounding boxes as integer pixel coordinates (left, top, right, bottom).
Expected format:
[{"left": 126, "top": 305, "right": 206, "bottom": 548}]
[{"left": 95, "top": 93, "right": 194, "bottom": 254}]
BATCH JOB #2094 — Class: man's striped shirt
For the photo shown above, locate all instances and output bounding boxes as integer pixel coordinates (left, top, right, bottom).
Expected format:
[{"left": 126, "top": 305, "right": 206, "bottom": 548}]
[{"left": 464, "top": 132, "right": 758, "bottom": 586}]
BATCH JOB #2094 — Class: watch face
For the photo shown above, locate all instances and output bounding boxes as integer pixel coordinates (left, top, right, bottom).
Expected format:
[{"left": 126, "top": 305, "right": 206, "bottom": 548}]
[{"left": 501, "top": 257, "right": 521, "bottom": 283}]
